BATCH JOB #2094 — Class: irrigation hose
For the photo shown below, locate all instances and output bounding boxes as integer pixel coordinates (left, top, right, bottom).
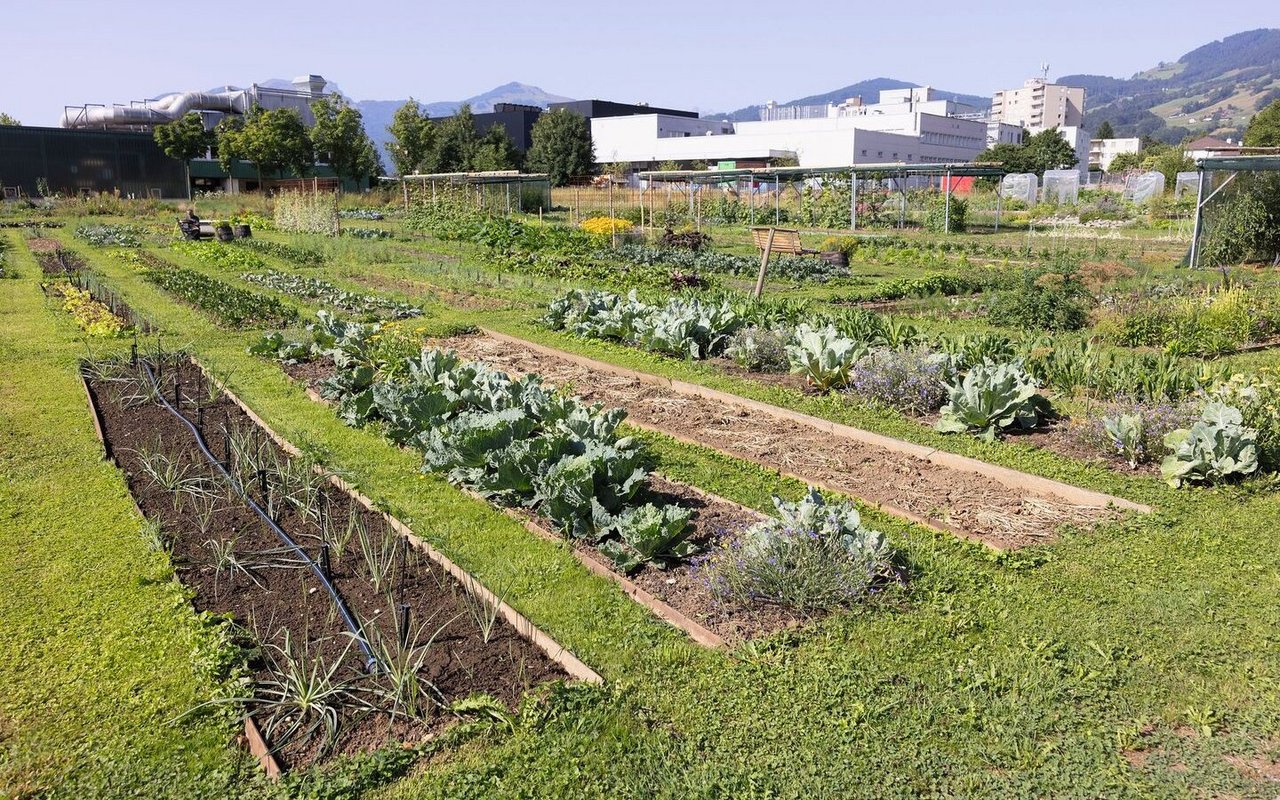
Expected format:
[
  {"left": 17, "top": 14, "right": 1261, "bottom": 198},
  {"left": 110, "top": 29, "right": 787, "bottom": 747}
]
[{"left": 140, "top": 361, "right": 380, "bottom": 673}]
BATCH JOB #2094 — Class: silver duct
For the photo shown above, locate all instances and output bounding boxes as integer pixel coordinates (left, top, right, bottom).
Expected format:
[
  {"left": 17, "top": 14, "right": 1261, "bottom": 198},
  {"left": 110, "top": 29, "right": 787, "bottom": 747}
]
[{"left": 61, "top": 89, "right": 252, "bottom": 129}]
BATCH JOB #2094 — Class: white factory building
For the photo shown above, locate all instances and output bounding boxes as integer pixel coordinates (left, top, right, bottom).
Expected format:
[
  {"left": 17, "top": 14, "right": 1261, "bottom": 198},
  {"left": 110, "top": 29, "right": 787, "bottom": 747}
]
[{"left": 591, "top": 87, "right": 1018, "bottom": 170}]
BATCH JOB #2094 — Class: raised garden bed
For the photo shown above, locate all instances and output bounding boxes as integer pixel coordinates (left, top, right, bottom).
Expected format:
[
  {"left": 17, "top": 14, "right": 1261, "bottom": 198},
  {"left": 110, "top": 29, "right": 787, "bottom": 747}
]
[
  {"left": 437, "top": 331, "right": 1146, "bottom": 549},
  {"left": 284, "top": 365, "right": 811, "bottom": 646},
  {"left": 82, "top": 353, "right": 594, "bottom": 773}
]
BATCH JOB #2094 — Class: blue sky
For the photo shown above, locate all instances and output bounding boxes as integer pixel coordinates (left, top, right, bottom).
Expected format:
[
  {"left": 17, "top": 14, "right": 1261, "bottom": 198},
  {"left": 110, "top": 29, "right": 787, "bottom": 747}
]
[{"left": 3, "top": 0, "right": 1275, "bottom": 125}]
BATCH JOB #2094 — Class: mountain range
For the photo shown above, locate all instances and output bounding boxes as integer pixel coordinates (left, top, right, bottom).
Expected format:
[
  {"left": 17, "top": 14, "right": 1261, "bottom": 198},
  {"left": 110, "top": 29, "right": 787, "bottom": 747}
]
[
  {"left": 1062, "top": 28, "right": 1280, "bottom": 141},
  {"left": 241, "top": 26, "right": 1280, "bottom": 167}
]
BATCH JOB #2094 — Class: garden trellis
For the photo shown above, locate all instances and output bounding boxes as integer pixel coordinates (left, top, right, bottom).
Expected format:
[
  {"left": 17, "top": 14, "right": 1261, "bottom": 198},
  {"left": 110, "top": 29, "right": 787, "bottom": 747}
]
[{"left": 380, "top": 171, "right": 551, "bottom": 215}]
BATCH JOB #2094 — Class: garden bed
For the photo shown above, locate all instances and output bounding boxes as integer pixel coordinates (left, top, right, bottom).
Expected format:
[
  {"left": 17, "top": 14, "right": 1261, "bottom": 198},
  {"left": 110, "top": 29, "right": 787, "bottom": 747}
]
[
  {"left": 427, "top": 332, "right": 1140, "bottom": 549},
  {"left": 83, "top": 354, "right": 582, "bottom": 772},
  {"left": 283, "top": 362, "right": 809, "bottom": 645}
]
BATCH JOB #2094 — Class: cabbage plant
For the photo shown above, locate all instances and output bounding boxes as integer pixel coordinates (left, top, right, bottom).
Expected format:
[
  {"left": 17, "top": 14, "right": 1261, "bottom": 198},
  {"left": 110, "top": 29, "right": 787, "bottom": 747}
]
[
  {"left": 786, "top": 324, "right": 866, "bottom": 392},
  {"left": 1161, "top": 402, "right": 1258, "bottom": 488},
  {"left": 934, "top": 361, "right": 1050, "bottom": 441}
]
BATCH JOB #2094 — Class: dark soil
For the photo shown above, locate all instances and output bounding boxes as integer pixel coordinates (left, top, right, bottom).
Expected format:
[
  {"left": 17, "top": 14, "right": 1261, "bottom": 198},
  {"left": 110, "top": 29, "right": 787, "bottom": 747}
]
[
  {"left": 31, "top": 246, "right": 85, "bottom": 275},
  {"left": 85, "top": 357, "right": 566, "bottom": 771}
]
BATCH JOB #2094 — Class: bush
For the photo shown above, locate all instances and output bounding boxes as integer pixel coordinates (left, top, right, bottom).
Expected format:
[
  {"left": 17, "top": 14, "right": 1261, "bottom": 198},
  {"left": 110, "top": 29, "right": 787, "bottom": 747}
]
[
  {"left": 922, "top": 194, "right": 966, "bottom": 233},
  {"left": 986, "top": 268, "right": 1091, "bottom": 332},
  {"left": 724, "top": 327, "right": 790, "bottom": 372},
  {"left": 697, "top": 489, "right": 897, "bottom": 611},
  {"left": 848, "top": 347, "right": 950, "bottom": 415}
]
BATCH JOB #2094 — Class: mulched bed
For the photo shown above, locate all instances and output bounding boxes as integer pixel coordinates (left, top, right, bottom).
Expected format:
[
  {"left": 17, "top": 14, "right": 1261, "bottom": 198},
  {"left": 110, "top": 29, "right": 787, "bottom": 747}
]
[
  {"left": 281, "top": 358, "right": 811, "bottom": 643},
  {"left": 431, "top": 334, "right": 1122, "bottom": 550},
  {"left": 85, "top": 357, "right": 566, "bottom": 771}
]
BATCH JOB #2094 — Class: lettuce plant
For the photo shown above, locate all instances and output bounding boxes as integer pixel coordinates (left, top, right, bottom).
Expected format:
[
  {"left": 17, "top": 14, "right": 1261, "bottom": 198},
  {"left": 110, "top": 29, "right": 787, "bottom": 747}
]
[
  {"left": 1161, "top": 402, "right": 1258, "bottom": 488},
  {"left": 934, "top": 361, "right": 1051, "bottom": 441}
]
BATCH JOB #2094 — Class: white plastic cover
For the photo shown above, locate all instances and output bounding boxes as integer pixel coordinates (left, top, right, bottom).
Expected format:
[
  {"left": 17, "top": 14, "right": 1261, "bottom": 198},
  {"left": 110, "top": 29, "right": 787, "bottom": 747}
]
[
  {"left": 1042, "top": 170, "right": 1080, "bottom": 205},
  {"left": 999, "top": 173, "right": 1038, "bottom": 205},
  {"left": 1174, "top": 171, "right": 1201, "bottom": 199},
  {"left": 1124, "top": 171, "right": 1166, "bottom": 204}
]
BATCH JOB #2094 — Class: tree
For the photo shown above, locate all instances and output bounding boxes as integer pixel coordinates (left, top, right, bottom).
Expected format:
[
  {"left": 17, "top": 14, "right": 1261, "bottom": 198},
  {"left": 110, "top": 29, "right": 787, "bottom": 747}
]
[
  {"left": 386, "top": 99, "right": 434, "bottom": 176},
  {"left": 310, "top": 96, "right": 381, "bottom": 185},
  {"left": 1106, "top": 151, "right": 1145, "bottom": 173},
  {"left": 1095, "top": 120, "right": 1115, "bottom": 140},
  {"left": 1142, "top": 146, "right": 1194, "bottom": 186},
  {"left": 0, "top": 113, "right": 19, "bottom": 126},
  {"left": 431, "top": 105, "right": 479, "bottom": 173},
  {"left": 1244, "top": 100, "right": 1280, "bottom": 147},
  {"left": 154, "top": 112, "right": 211, "bottom": 199},
  {"left": 471, "top": 125, "right": 521, "bottom": 171},
  {"left": 217, "top": 106, "right": 313, "bottom": 189},
  {"left": 1020, "top": 128, "right": 1079, "bottom": 176},
  {"left": 526, "top": 109, "right": 594, "bottom": 186}
]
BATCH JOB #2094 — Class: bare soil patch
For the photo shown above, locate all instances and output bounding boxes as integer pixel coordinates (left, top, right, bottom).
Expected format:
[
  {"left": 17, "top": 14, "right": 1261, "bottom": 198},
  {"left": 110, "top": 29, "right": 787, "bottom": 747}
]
[
  {"left": 431, "top": 334, "right": 1123, "bottom": 549},
  {"left": 86, "top": 357, "right": 566, "bottom": 770}
]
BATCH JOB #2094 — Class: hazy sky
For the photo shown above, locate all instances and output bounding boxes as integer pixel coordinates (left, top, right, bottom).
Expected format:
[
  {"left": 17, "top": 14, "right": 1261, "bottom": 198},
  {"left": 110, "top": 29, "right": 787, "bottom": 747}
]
[{"left": 3, "top": 0, "right": 1275, "bottom": 125}]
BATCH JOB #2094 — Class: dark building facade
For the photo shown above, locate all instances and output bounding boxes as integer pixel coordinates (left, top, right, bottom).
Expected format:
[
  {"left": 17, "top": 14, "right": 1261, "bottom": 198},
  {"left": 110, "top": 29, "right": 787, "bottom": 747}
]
[
  {"left": 432, "top": 103, "right": 543, "bottom": 153},
  {"left": 0, "top": 125, "right": 188, "bottom": 198},
  {"left": 549, "top": 100, "right": 699, "bottom": 120}
]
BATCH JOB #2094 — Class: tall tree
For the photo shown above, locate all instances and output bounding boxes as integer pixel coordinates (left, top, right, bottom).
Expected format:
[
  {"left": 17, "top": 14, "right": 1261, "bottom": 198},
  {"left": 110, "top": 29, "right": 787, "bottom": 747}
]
[
  {"left": 1244, "top": 100, "right": 1280, "bottom": 147},
  {"left": 1095, "top": 120, "right": 1115, "bottom": 140},
  {"left": 154, "top": 112, "right": 211, "bottom": 199},
  {"left": 216, "top": 106, "right": 313, "bottom": 189},
  {"left": 386, "top": 99, "right": 434, "bottom": 176},
  {"left": 0, "top": 113, "right": 19, "bottom": 126},
  {"left": 1106, "top": 151, "right": 1145, "bottom": 173},
  {"left": 471, "top": 125, "right": 521, "bottom": 171},
  {"left": 526, "top": 109, "right": 594, "bottom": 186},
  {"left": 1020, "top": 128, "right": 1079, "bottom": 176},
  {"left": 431, "top": 105, "right": 479, "bottom": 173},
  {"left": 310, "top": 96, "right": 381, "bottom": 186}
]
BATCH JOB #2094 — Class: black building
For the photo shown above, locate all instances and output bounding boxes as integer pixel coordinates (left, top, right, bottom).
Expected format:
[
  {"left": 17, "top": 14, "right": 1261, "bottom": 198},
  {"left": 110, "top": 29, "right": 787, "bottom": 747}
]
[
  {"left": 548, "top": 100, "right": 699, "bottom": 121},
  {"left": 433, "top": 103, "right": 543, "bottom": 153},
  {"left": 0, "top": 125, "right": 187, "bottom": 198}
]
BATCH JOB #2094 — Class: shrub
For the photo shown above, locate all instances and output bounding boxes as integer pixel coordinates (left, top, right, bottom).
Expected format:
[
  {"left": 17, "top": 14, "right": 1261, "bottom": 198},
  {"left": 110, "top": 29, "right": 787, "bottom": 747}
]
[
  {"left": 848, "top": 347, "right": 950, "bottom": 415},
  {"left": 724, "top": 327, "right": 790, "bottom": 372},
  {"left": 697, "top": 489, "right": 897, "bottom": 611},
  {"left": 986, "top": 268, "right": 1091, "bottom": 332},
  {"left": 922, "top": 194, "right": 966, "bottom": 233}
]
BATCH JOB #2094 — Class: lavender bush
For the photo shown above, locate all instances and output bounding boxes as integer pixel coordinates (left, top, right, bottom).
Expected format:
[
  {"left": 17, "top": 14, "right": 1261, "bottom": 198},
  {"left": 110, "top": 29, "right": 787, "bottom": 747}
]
[
  {"left": 847, "top": 347, "right": 951, "bottom": 415},
  {"left": 697, "top": 490, "right": 898, "bottom": 611},
  {"left": 725, "top": 326, "right": 790, "bottom": 372},
  {"left": 1073, "top": 397, "right": 1199, "bottom": 467}
]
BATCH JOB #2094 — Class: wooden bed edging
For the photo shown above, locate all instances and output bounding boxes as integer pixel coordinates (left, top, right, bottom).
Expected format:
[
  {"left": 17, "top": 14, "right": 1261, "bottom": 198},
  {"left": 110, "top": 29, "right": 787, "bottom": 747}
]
[
  {"left": 299, "top": 387, "right": 729, "bottom": 648},
  {"left": 198, "top": 360, "right": 604, "bottom": 685},
  {"left": 479, "top": 328, "right": 1152, "bottom": 514},
  {"left": 78, "top": 370, "right": 287, "bottom": 780}
]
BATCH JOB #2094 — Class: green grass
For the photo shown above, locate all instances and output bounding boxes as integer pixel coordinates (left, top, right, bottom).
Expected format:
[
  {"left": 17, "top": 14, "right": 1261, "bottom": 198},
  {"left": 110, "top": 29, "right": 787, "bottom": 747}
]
[
  {"left": 10, "top": 214, "right": 1280, "bottom": 797},
  {"left": 0, "top": 231, "right": 260, "bottom": 798}
]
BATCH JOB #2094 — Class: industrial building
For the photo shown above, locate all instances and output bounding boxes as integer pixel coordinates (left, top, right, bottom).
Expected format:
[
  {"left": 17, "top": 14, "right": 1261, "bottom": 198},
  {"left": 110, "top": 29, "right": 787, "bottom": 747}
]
[
  {"left": 0, "top": 125, "right": 188, "bottom": 198},
  {"left": 590, "top": 87, "right": 1017, "bottom": 171},
  {"left": 431, "top": 103, "right": 544, "bottom": 153}
]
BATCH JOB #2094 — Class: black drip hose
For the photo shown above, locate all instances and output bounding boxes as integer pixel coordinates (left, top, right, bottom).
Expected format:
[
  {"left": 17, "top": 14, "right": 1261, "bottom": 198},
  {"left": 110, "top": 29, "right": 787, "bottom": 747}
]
[{"left": 141, "top": 361, "right": 379, "bottom": 673}]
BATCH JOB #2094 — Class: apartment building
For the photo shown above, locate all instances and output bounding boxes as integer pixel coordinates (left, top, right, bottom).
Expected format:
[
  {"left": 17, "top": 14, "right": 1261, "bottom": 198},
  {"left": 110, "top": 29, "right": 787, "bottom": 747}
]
[{"left": 991, "top": 78, "right": 1085, "bottom": 130}]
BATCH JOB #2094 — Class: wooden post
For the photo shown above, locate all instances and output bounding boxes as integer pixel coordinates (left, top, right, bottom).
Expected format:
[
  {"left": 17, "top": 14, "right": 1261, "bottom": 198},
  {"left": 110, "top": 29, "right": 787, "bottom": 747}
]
[
  {"left": 850, "top": 170, "right": 858, "bottom": 230},
  {"left": 402, "top": 179, "right": 409, "bottom": 210},
  {"left": 609, "top": 181, "right": 616, "bottom": 247},
  {"left": 753, "top": 227, "right": 775, "bottom": 299}
]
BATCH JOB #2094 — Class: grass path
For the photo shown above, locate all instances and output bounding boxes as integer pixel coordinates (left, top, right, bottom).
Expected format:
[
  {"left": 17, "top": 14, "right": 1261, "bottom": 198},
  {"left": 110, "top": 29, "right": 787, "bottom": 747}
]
[{"left": 0, "top": 232, "right": 256, "bottom": 798}]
